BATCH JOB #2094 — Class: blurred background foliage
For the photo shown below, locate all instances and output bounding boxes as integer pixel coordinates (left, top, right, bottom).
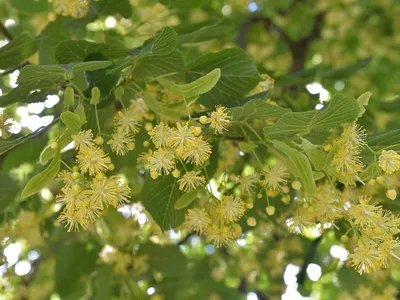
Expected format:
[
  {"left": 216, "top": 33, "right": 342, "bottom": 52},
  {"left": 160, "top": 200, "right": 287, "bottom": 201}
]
[{"left": 0, "top": 0, "right": 400, "bottom": 299}]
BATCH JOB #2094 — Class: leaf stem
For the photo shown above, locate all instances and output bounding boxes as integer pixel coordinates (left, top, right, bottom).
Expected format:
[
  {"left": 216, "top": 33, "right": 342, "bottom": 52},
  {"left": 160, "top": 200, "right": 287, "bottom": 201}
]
[{"left": 94, "top": 105, "right": 102, "bottom": 135}]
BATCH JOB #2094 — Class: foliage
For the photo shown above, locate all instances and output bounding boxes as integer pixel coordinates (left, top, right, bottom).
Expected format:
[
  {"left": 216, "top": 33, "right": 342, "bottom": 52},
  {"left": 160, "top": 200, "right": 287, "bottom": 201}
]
[{"left": 1, "top": 0, "right": 400, "bottom": 299}]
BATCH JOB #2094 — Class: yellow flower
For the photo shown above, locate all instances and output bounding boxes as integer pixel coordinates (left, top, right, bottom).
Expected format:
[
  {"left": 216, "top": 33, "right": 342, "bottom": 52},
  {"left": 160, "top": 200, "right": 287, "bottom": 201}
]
[
  {"left": 208, "top": 106, "right": 232, "bottom": 135},
  {"left": 216, "top": 195, "right": 246, "bottom": 223},
  {"left": 169, "top": 122, "right": 196, "bottom": 156},
  {"left": 340, "top": 123, "right": 366, "bottom": 151},
  {"left": 114, "top": 108, "right": 141, "bottom": 135},
  {"left": 56, "top": 187, "right": 85, "bottom": 210},
  {"left": 259, "top": 164, "right": 288, "bottom": 192},
  {"left": 107, "top": 128, "right": 135, "bottom": 156},
  {"left": 378, "top": 238, "right": 400, "bottom": 268},
  {"left": 57, "top": 171, "right": 77, "bottom": 189},
  {"left": 182, "top": 136, "right": 212, "bottom": 166},
  {"left": 287, "top": 214, "right": 316, "bottom": 235},
  {"left": 148, "top": 122, "right": 171, "bottom": 148},
  {"left": 349, "top": 238, "right": 381, "bottom": 274},
  {"left": 338, "top": 172, "right": 360, "bottom": 187},
  {"left": 379, "top": 150, "right": 400, "bottom": 174},
  {"left": 348, "top": 195, "right": 382, "bottom": 228},
  {"left": 178, "top": 171, "right": 206, "bottom": 191},
  {"left": 76, "top": 197, "right": 101, "bottom": 223},
  {"left": 331, "top": 144, "right": 364, "bottom": 175},
  {"left": 72, "top": 130, "right": 94, "bottom": 150},
  {"left": 114, "top": 181, "right": 131, "bottom": 208},
  {"left": 148, "top": 148, "right": 175, "bottom": 175},
  {"left": 58, "top": 209, "right": 88, "bottom": 232},
  {"left": 184, "top": 208, "right": 211, "bottom": 234},
  {"left": 238, "top": 173, "right": 259, "bottom": 196},
  {"left": 206, "top": 225, "right": 232, "bottom": 248},
  {"left": 69, "top": 0, "right": 89, "bottom": 18},
  {"left": 76, "top": 145, "right": 111, "bottom": 175},
  {"left": 88, "top": 175, "right": 120, "bottom": 209}
]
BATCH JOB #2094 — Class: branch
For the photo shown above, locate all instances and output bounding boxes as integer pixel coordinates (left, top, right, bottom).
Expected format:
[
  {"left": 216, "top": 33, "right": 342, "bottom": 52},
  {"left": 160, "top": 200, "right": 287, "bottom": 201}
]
[
  {"left": 0, "top": 22, "right": 13, "bottom": 41},
  {"left": 297, "top": 235, "right": 322, "bottom": 286}
]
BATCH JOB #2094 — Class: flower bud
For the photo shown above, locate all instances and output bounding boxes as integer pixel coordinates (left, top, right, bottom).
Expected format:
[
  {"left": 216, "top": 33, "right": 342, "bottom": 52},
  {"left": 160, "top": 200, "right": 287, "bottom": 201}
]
[
  {"left": 172, "top": 169, "right": 181, "bottom": 178},
  {"left": 94, "top": 136, "right": 104, "bottom": 145},
  {"left": 199, "top": 116, "right": 209, "bottom": 124},
  {"left": 291, "top": 181, "right": 302, "bottom": 191},
  {"left": 266, "top": 206, "right": 275, "bottom": 216},
  {"left": 386, "top": 189, "right": 397, "bottom": 200}
]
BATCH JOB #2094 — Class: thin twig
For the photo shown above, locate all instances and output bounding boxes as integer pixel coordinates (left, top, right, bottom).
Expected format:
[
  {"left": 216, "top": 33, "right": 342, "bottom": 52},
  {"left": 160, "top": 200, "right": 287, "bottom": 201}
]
[{"left": 0, "top": 22, "right": 13, "bottom": 40}]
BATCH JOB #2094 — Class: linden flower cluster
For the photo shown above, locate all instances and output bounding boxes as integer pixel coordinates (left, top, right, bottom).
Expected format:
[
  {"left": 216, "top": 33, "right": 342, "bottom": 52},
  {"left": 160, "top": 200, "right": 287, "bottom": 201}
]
[
  {"left": 199, "top": 105, "right": 232, "bottom": 135},
  {"left": 287, "top": 182, "right": 346, "bottom": 234},
  {"left": 331, "top": 123, "right": 366, "bottom": 186},
  {"left": 99, "top": 245, "right": 149, "bottom": 275},
  {"left": 259, "top": 164, "right": 289, "bottom": 193},
  {"left": 347, "top": 195, "right": 400, "bottom": 274},
  {"left": 378, "top": 150, "right": 400, "bottom": 175},
  {"left": 107, "top": 100, "right": 143, "bottom": 156},
  {"left": 141, "top": 121, "right": 212, "bottom": 180},
  {"left": 48, "top": 0, "right": 100, "bottom": 19},
  {"left": 56, "top": 129, "right": 131, "bottom": 232},
  {"left": 184, "top": 195, "right": 246, "bottom": 247}
]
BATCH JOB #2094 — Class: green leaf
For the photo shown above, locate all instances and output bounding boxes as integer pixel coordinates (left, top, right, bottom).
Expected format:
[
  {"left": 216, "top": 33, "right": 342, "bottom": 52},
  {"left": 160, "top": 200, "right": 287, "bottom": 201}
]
[
  {"left": 92, "top": 265, "right": 113, "bottom": 300},
  {"left": 55, "top": 40, "right": 130, "bottom": 63},
  {"left": 264, "top": 94, "right": 360, "bottom": 138},
  {"left": 158, "top": 68, "right": 221, "bottom": 98},
  {"left": 135, "top": 27, "right": 177, "bottom": 56},
  {"left": 357, "top": 91, "right": 372, "bottom": 118},
  {"left": 71, "top": 61, "right": 112, "bottom": 73},
  {"left": 365, "top": 128, "right": 400, "bottom": 152},
  {"left": 229, "top": 99, "right": 290, "bottom": 121},
  {"left": 0, "top": 173, "right": 19, "bottom": 213},
  {"left": 97, "top": 0, "right": 132, "bottom": 18},
  {"left": 305, "top": 149, "right": 328, "bottom": 171},
  {"left": 0, "top": 65, "right": 67, "bottom": 107},
  {"left": 3, "top": 137, "right": 47, "bottom": 172},
  {"left": 40, "top": 129, "right": 73, "bottom": 163},
  {"left": 159, "top": 0, "right": 209, "bottom": 8},
  {"left": 108, "top": 28, "right": 179, "bottom": 75},
  {"left": 142, "top": 92, "right": 197, "bottom": 120},
  {"left": 187, "top": 48, "right": 261, "bottom": 107},
  {"left": 130, "top": 50, "right": 185, "bottom": 81},
  {"left": 60, "top": 111, "right": 82, "bottom": 133},
  {"left": 0, "top": 33, "right": 38, "bottom": 69},
  {"left": 0, "top": 83, "right": 57, "bottom": 107},
  {"left": 0, "top": 123, "right": 54, "bottom": 156},
  {"left": 138, "top": 243, "right": 189, "bottom": 277},
  {"left": 177, "top": 19, "right": 232, "bottom": 44},
  {"left": 74, "top": 103, "right": 87, "bottom": 124},
  {"left": 174, "top": 188, "right": 200, "bottom": 209},
  {"left": 55, "top": 241, "right": 100, "bottom": 299},
  {"left": 271, "top": 140, "right": 316, "bottom": 195},
  {"left": 17, "top": 65, "right": 67, "bottom": 85},
  {"left": 21, "top": 147, "right": 61, "bottom": 199},
  {"left": 238, "top": 141, "right": 258, "bottom": 153},
  {"left": 142, "top": 175, "right": 185, "bottom": 230},
  {"left": 10, "top": 0, "right": 48, "bottom": 13}
]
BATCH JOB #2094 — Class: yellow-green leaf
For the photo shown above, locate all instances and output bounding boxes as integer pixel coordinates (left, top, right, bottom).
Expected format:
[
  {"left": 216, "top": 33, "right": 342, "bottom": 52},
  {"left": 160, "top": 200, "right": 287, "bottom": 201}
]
[
  {"left": 357, "top": 91, "right": 372, "bottom": 118},
  {"left": 174, "top": 188, "right": 200, "bottom": 209},
  {"left": 60, "top": 111, "right": 82, "bottom": 133},
  {"left": 158, "top": 68, "right": 221, "bottom": 98},
  {"left": 21, "top": 147, "right": 61, "bottom": 199},
  {"left": 271, "top": 140, "right": 316, "bottom": 196}
]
